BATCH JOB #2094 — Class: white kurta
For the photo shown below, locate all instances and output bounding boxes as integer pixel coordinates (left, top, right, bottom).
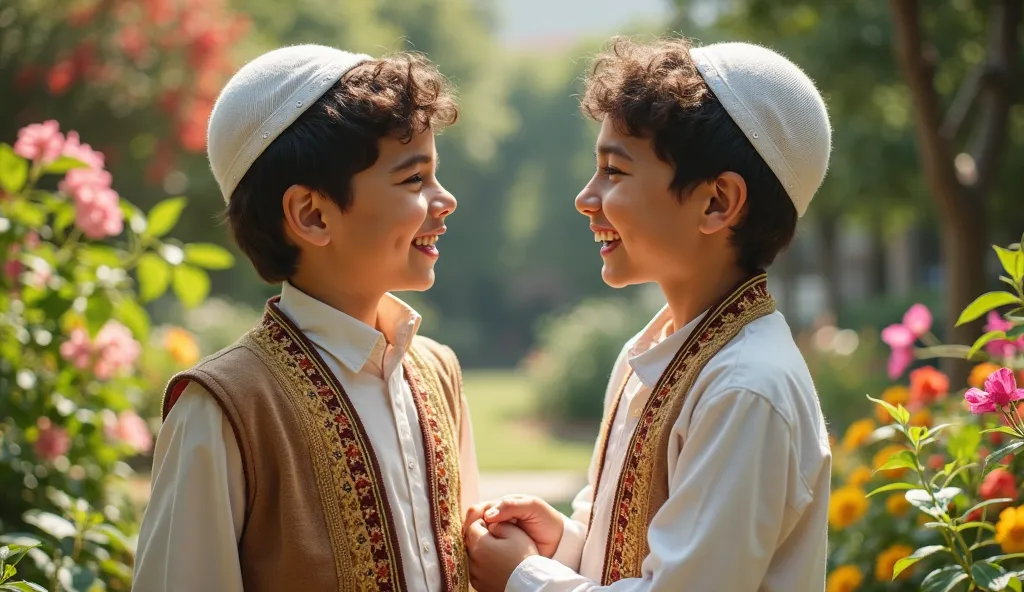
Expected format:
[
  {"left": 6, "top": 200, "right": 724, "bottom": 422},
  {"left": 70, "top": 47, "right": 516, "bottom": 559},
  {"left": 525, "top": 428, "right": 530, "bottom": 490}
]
[
  {"left": 133, "top": 281, "right": 480, "bottom": 592},
  {"left": 508, "top": 307, "right": 832, "bottom": 592}
]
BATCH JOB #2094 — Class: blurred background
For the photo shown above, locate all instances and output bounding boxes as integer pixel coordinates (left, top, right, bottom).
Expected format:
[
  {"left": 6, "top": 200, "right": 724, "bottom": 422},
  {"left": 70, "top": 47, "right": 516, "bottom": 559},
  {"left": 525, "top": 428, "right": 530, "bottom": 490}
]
[{"left": 3, "top": 0, "right": 1024, "bottom": 566}]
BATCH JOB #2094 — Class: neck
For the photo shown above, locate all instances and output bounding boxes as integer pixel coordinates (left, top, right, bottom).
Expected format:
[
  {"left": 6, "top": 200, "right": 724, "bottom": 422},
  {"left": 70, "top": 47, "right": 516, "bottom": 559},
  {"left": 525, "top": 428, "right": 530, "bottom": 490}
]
[
  {"left": 287, "top": 272, "right": 381, "bottom": 328},
  {"left": 660, "top": 265, "right": 749, "bottom": 334}
]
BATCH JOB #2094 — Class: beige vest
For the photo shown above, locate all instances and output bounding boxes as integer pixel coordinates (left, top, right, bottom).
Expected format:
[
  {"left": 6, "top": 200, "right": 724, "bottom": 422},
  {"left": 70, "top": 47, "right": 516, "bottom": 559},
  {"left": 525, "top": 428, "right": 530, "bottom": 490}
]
[
  {"left": 161, "top": 298, "right": 468, "bottom": 591},
  {"left": 589, "top": 273, "right": 776, "bottom": 584}
]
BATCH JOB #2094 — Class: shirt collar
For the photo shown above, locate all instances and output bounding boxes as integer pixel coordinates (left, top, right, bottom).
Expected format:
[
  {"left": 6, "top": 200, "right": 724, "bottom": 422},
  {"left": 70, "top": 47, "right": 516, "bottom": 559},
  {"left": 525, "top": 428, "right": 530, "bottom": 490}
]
[
  {"left": 629, "top": 305, "right": 709, "bottom": 388},
  {"left": 276, "top": 281, "right": 422, "bottom": 374}
]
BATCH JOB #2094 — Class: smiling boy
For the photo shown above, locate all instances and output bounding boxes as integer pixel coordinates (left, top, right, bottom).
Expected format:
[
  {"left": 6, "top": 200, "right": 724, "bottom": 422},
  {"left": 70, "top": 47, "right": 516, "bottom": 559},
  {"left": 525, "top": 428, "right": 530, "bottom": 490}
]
[
  {"left": 465, "top": 36, "right": 833, "bottom": 592},
  {"left": 133, "top": 45, "right": 478, "bottom": 591}
]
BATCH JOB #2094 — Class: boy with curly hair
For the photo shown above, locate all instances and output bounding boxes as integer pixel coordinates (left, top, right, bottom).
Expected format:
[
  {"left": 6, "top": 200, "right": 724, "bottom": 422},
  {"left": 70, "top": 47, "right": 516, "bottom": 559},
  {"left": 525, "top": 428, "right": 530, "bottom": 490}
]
[{"left": 134, "top": 45, "right": 478, "bottom": 592}]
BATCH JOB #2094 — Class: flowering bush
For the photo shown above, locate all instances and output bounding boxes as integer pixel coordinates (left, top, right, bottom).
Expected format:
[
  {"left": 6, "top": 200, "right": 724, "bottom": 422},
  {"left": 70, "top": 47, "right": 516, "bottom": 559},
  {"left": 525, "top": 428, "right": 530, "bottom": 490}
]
[
  {"left": 828, "top": 235, "right": 1024, "bottom": 591},
  {"left": 0, "top": 121, "right": 233, "bottom": 588}
]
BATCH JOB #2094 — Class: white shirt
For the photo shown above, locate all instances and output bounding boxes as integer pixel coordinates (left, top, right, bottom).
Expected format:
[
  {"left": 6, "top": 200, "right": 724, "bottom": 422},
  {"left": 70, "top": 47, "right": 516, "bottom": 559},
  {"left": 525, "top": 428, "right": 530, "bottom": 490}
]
[
  {"left": 507, "top": 307, "right": 831, "bottom": 592},
  {"left": 133, "top": 282, "right": 480, "bottom": 591}
]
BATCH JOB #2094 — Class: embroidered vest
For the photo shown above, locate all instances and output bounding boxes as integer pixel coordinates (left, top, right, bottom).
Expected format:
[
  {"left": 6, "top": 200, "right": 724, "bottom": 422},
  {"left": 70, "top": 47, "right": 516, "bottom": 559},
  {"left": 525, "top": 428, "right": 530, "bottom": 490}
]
[
  {"left": 589, "top": 273, "right": 776, "bottom": 584},
  {"left": 160, "top": 297, "right": 468, "bottom": 591}
]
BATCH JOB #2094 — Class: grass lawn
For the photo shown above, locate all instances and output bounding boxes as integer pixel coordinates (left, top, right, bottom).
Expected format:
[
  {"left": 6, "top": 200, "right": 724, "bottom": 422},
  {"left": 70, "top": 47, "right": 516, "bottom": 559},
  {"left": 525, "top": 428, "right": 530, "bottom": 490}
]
[{"left": 463, "top": 370, "right": 596, "bottom": 473}]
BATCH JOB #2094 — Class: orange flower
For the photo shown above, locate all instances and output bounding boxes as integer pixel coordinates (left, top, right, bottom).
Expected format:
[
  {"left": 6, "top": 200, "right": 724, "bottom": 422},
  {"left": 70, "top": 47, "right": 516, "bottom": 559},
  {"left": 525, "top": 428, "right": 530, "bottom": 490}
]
[
  {"left": 910, "top": 366, "right": 949, "bottom": 407},
  {"left": 873, "top": 444, "right": 910, "bottom": 479},
  {"left": 996, "top": 505, "right": 1024, "bottom": 553},
  {"left": 829, "top": 486, "right": 868, "bottom": 529},
  {"left": 876, "top": 544, "right": 915, "bottom": 580},
  {"left": 876, "top": 386, "right": 910, "bottom": 423},
  {"left": 886, "top": 493, "right": 910, "bottom": 516},
  {"left": 164, "top": 327, "right": 200, "bottom": 367},
  {"left": 909, "top": 408, "right": 932, "bottom": 428},
  {"left": 826, "top": 565, "right": 863, "bottom": 592},
  {"left": 841, "top": 418, "right": 876, "bottom": 452},
  {"left": 848, "top": 466, "right": 873, "bottom": 487},
  {"left": 971, "top": 363, "right": 1001, "bottom": 388}
]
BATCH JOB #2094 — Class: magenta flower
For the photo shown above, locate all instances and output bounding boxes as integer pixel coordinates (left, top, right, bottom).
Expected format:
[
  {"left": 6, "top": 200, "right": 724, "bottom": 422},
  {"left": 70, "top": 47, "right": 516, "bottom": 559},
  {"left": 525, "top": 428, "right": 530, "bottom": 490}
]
[
  {"left": 902, "top": 303, "right": 932, "bottom": 338},
  {"left": 61, "top": 131, "right": 105, "bottom": 170},
  {"left": 964, "top": 367, "right": 1024, "bottom": 414},
  {"left": 13, "top": 120, "right": 65, "bottom": 164},
  {"left": 984, "top": 311, "right": 1024, "bottom": 359}
]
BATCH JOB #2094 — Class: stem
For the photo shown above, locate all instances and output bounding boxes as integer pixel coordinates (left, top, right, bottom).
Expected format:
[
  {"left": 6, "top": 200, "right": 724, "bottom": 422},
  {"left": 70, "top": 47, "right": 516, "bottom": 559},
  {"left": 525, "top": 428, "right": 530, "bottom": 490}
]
[
  {"left": 913, "top": 451, "right": 974, "bottom": 569},
  {"left": 921, "top": 331, "right": 943, "bottom": 347}
]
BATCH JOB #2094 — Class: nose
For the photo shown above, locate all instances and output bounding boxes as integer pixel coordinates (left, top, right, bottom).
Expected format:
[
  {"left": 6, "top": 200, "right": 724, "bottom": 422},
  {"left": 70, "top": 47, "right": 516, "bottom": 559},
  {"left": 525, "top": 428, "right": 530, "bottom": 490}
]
[
  {"left": 575, "top": 178, "right": 602, "bottom": 216},
  {"left": 430, "top": 184, "right": 457, "bottom": 219}
]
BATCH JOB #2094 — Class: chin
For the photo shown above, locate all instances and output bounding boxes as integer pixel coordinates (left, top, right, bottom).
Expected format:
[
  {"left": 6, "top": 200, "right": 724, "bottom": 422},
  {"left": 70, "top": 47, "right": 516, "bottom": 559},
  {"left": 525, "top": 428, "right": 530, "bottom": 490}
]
[
  {"left": 600, "top": 266, "right": 640, "bottom": 289},
  {"left": 401, "top": 270, "right": 436, "bottom": 292}
]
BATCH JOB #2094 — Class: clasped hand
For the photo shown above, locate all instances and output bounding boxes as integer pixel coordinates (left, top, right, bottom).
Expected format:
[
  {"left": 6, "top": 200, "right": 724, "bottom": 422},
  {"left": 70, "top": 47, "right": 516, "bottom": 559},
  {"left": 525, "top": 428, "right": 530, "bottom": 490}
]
[{"left": 462, "top": 495, "right": 564, "bottom": 592}]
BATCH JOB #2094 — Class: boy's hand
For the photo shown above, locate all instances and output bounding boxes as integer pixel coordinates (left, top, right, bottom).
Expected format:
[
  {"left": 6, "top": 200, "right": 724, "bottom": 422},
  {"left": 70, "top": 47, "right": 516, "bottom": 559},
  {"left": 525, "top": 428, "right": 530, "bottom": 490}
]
[{"left": 465, "top": 495, "right": 564, "bottom": 558}]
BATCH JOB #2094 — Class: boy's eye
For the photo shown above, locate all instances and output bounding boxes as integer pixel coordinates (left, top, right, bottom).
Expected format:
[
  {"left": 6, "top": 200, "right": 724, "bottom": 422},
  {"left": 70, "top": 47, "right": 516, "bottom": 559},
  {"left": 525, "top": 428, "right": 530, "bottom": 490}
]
[
  {"left": 600, "top": 166, "right": 623, "bottom": 176},
  {"left": 403, "top": 173, "right": 424, "bottom": 184}
]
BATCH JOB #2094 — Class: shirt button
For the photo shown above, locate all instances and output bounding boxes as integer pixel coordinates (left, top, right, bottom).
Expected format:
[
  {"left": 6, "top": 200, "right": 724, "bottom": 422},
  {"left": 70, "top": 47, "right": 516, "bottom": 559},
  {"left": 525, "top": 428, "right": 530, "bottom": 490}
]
[
  {"left": 421, "top": 539, "right": 431, "bottom": 552},
  {"left": 407, "top": 459, "right": 416, "bottom": 470}
]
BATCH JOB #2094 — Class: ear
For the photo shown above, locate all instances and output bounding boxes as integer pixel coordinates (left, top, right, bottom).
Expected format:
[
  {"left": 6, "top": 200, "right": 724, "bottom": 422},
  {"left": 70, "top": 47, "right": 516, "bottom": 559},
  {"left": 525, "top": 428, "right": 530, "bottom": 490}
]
[
  {"left": 699, "top": 172, "right": 747, "bottom": 235},
  {"left": 282, "top": 184, "right": 331, "bottom": 247}
]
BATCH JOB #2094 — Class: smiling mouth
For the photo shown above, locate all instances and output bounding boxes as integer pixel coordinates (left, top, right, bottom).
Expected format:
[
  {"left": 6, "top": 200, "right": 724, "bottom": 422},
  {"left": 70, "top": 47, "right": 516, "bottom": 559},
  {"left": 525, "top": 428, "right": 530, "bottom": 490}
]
[
  {"left": 593, "top": 230, "right": 621, "bottom": 246},
  {"left": 413, "top": 234, "right": 440, "bottom": 257}
]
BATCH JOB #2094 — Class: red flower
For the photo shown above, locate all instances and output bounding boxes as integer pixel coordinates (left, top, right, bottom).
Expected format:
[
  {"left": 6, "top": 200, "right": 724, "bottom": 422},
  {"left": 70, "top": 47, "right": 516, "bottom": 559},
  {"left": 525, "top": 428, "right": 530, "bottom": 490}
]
[
  {"left": 910, "top": 366, "right": 949, "bottom": 407},
  {"left": 981, "top": 468, "right": 1018, "bottom": 501},
  {"left": 46, "top": 60, "right": 75, "bottom": 95}
]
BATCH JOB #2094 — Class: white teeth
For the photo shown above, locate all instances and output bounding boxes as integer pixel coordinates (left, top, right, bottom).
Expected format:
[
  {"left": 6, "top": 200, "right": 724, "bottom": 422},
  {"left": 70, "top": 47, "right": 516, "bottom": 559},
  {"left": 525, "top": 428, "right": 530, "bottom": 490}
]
[
  {"left": 414, "top": 235, "right": 439, "bottom": 247},
  {"left": 592, "top": 231, "right": 621, "bottom": 243}
]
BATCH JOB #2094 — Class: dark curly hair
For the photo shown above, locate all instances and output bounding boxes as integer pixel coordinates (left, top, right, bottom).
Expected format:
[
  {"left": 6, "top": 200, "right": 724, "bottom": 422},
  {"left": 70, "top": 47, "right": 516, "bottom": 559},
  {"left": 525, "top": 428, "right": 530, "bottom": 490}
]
[
  {"left": 581, "top": 36, "right": 797, "bottom": 273},
  {"left": 226, "top": 52, "right": 459, "bottom": 284}
]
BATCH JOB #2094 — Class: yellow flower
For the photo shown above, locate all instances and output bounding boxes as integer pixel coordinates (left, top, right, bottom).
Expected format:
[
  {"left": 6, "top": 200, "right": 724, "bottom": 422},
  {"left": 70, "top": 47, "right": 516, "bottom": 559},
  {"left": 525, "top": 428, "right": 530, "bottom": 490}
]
[
  {"left": 841, "top": 418, "right": 876, "bottom": 452},
  {"left": 970, "top": 362, "right": 1001, "bottom": 388},
  {"left": 876, "top": 386, "right": 910, "bottom": 423},
  {"left": 829, "top": 486, "right": 868, "bottom": 529},
  {"left": 996, "top": 505, "right": 1024, "bottom": 553},
  {"left": 909, "top": 408, "right": 932, "bottom": 428},
  {"left": 873, "top": 444, "right": 909, "bottom": 479},
  {"left": 826, "top": 565, "right": 863, "bottom": 592},
  {"left": 848, "top": 466, "right": 873, "bottom": 487},
  {"left": 875, "top": 544, "right": 914, "bottom": 580},
  {"left": 885, "top": 493, "right": 910, "bottom": 517},
  {"left": 164, "top": 327, "right": 200, "bottom": 367}
]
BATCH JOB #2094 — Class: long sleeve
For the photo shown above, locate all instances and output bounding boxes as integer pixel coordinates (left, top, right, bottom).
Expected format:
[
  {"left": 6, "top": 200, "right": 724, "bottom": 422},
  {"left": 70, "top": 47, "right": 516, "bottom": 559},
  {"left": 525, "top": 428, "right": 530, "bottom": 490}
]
[
  {"left": 133, "top": 382, "right": 246, "bottom": 592},
  {"left": 507, "top": 389, "right": 806, "bottom": 592},
  {"left": 458, "top": 394, "right": 481, "bottom": 513}
]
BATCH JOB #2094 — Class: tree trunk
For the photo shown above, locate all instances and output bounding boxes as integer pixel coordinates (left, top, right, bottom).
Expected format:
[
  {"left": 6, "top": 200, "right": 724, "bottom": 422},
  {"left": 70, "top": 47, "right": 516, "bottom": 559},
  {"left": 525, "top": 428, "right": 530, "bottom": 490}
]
[
  {"left": 888, "top": 0, "right": 1020, "bottom": 387},
  {"left": 816, "top": 216, "right": 841, "bottom": 320}
]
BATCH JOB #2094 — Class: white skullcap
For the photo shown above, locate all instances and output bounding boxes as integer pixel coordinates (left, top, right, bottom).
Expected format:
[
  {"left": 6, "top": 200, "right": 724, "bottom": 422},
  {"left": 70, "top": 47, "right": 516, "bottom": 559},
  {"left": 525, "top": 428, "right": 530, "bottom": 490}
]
[
  {"left": 206, "top": 44, "right": 372, "bottom": 202},
  {"left": 690, "top": 42, "right": 831, "bottom": 217}
]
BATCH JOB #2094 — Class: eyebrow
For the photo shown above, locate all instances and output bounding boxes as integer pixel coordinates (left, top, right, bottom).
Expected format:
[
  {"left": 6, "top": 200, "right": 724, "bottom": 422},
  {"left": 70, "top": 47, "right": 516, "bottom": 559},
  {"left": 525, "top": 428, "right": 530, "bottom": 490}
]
[
  {"left": 596, "top": 143, "right": 633, "bottom": 162},
  {"left": 389, "top": 153, "right": 437, "bottom": 174}
]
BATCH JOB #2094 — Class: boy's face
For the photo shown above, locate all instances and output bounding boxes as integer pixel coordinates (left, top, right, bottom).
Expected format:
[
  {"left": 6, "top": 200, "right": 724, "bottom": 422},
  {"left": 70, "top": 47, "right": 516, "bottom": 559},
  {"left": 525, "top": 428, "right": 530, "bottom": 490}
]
[
  {"left": 576, "top": 118, "right": 713, "bottom": 289},
  {"left": 319, "top": 129, "right": 455, "bottom": 294}
]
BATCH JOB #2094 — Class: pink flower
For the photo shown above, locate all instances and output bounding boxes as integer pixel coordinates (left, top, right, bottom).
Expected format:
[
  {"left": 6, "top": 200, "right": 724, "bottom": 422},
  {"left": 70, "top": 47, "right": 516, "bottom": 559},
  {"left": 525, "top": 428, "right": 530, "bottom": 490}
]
[
  {"left": 981, "top": 468, "right": 1019, "bottom": 501},
  {"left": 24, "top": 231, "right": 40, "bottom": 250},
  {"left": 104, "top": 410, "right": 152, "bottom": 454},
  {"left": 59, "top": 327, "right": 93, "bottom": 370},
  {"left": 59, "top": 168, "right": 113, "bottom": 203},
  {"left": 887, "top": 346, "right": 914, "bottom": 380},
  {"left": 92, "top": 321, "right": 140, "bottom": 380},
  {"left": 882, "top": 324, "right": 915, "bottom": 379},
  {"left": 13, "top": 120, "right": 65, "bottom": 164},
  {"left": 34, "top": 417, "right": 70, "bottom": 461},
  {"left": 61, "top": 131, "right": 105, "bottom": 170},
  {"left": 74, "top": 189, "right": 124, "bottom": 239},
  {"left": 903, "top": 304, "right": 932, "bottom": 338},
  {"left": 965, "top": 367, "right": 1024, "bottom": 414},
  {"left": 984, "top": 311, "right": 1024, "bottom": 359}
]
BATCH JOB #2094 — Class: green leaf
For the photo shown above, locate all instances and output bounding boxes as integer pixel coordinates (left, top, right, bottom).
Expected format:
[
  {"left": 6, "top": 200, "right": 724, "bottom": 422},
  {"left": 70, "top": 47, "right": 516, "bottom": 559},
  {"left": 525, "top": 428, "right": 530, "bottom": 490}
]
[
  {"left": 172, "top": 264, "right": 209, "bottom": 310},
  {"left": 183, "top": 243, "right": 235, "bottom": 270},
  {"left": 987, "top": 441, "right": 1024, "bottom": 468},
  {"left": 971, "top": 331, "right": 1009, "bottom": 359},
  {"left": 867, "top": 394, "right": 907, "bottom": 424},
  {"left": 949, "top": 425, "right": 983, "bottom": 463},
  {"left": 928, "top": 424, "right": 956, "bottom": 439},
  {"left": 893, "top": 545, "right": 948, "bottom": 579},
  {"left": 987, "top": 553, "right": 1024, "bottom": 564},
  {"left": 22, "top": 511, "right": 75, "bottom": 540},
  {"left": 84, "top": 292, "right": 113, "bottom": 337},
  {"left": 995, "top": 245, "right": 1024, "bottom": 284},
  {"left": 907, "top": 488, "right": 961, "bottom": 518},
  {"left": 973, "top": 561, "right": 1010, "bottom": 590},
  {"left": 866, "top": 482, "right": 918, "bottom": 497},
  {"left": 922, "top": 565, "right": 968, "bottom": 592},
  {"left": 144, "top": 196, "right": 187, "bottom": 238},
  {"left": 963, "top": 497, "right": 1016, "bottom": 519},
  {"left": 0, "top": 545, "right": 34, "bottom": 572},
  {"left": 52, "top": 204, "right": 76, "bottom": 235},
  {"left": 0, "top": 145, "right": 29, "bottom": 194},
  {"left": 80, "top": 245, "right": 122, "bottom": 268},
  {"left": 874, "top": 450, "right": 919, "bottom": 474},
  {"left": 1008, "top": 325, "right": 1024, "bottom": 340},
  {"left": 42, "top": 156, "right": 88, "bottom": 175},
  {"left": 1009, "top": 577, "right": 1022, "bottom": 592},
  {"left": 957, "top": 292, "right": 1023, "bottom": 326},
  {"left": 137, "top": 253, "right": 170, "bottom": 303},
  {"left": 957, "top": 521, "right": 996, "bottom": 533},
  {"left": 983, "top": 427, "right": 1022, "bottom": 437},
  {"left": 1, "top": 564, "right": 14, "bottom": 583},
  {"left": 0, "top": 582, "right": 49, "bottom": 592},
  {"left": 112, "top": 298, "right": 150, "bottom": 342}
]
